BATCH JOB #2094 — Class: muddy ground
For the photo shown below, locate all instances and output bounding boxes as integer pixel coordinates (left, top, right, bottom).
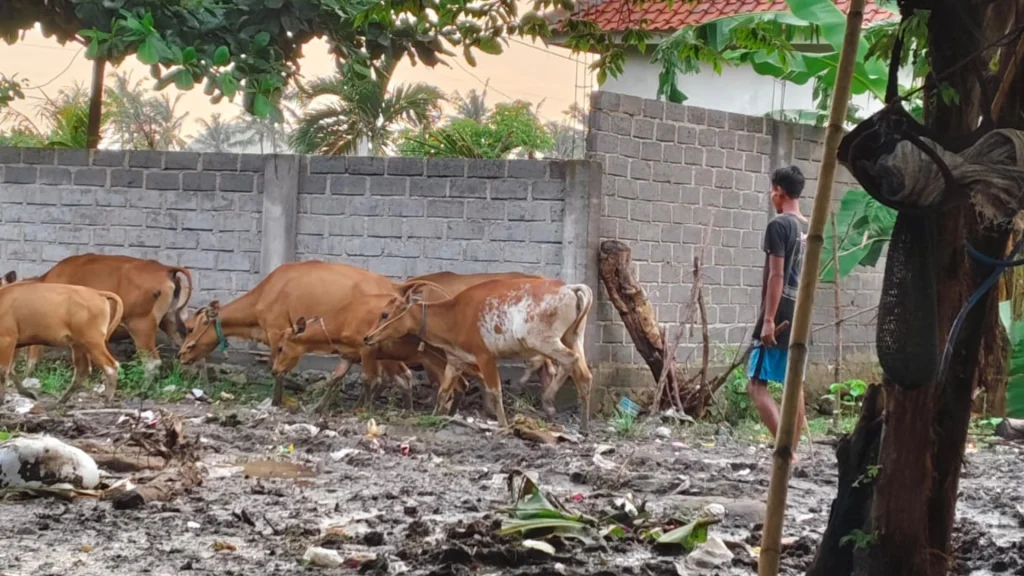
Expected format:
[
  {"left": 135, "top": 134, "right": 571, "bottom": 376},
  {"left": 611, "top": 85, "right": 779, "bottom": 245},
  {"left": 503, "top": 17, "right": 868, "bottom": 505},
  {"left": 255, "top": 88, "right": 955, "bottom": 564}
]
[{"left": 1, "top": 378, "right": 1022, "bottom": 576}]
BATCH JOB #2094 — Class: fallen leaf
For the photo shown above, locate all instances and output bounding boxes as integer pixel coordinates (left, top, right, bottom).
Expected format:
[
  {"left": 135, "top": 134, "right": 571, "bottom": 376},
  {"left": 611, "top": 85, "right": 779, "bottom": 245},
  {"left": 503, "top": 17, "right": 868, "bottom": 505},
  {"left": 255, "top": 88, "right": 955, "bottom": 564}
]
[
  {"left": 213, "top": 541, "right": 237, "bottom": 552},
  {"left": 80, "top": 545, "right": 93, "bottom": 553}
]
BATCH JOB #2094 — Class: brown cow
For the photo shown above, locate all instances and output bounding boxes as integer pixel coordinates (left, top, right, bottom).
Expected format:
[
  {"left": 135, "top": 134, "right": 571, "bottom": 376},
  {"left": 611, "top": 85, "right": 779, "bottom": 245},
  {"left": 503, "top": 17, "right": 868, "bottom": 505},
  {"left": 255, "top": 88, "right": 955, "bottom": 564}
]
[
  {"left": 178, "top": 260, "right": 399, "bottom": 406},
  {"left": 364, "top": 278, "right": 595, "bottom": 431},
  {"left": 10, "top": 254, "right": 193, "bottom": 377},
  {"left": 0, "top": 283, "right": 123, "bottom": 404},
  {"left": 270, "top": 297, "right": 453, "bottom": 412},
  {"left": 401, "top": 271, "right": 556, "bottom": 389}
]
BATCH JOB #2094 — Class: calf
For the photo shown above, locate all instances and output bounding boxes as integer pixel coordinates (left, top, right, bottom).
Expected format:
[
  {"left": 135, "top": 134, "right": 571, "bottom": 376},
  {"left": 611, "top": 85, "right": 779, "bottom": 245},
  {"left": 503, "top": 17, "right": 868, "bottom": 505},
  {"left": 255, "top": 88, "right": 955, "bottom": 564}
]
[
  {"left": 0, "top": 283, "right": 123, "bottom": 404},
  {"left": 364, "top": 278, "right": 595, "bottom": 431},
  {"left": 8, "top": 254, "right": 193, "bottom": 376},
  {"left": 403, "top": 271, "right": 555, "bottom": 389},
  {"left": 178, "top": 260, "right": 398, "bottom": 406}
]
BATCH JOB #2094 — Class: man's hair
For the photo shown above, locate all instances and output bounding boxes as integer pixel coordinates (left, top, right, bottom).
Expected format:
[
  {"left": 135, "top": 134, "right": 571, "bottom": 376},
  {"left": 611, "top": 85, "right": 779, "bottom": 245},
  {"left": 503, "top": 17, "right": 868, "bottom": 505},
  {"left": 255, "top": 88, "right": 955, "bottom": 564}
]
[{"left": 771, "top": 165, "right": 805, "bottom": 199}]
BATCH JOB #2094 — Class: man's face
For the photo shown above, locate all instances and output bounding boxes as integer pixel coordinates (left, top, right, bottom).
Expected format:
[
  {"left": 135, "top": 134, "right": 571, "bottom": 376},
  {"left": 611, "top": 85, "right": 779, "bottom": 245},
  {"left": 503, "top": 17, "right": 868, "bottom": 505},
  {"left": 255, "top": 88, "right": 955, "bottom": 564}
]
[{"left": 770, "top": 185, "right": 785, "bottom": 213}]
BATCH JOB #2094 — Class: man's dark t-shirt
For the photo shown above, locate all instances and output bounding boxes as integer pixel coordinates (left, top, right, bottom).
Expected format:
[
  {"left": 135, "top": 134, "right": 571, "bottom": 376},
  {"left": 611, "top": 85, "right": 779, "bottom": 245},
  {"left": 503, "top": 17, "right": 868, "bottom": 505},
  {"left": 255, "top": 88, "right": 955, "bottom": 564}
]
[{"left": 752, "top": 213, "right": 805, "bottom": 349}]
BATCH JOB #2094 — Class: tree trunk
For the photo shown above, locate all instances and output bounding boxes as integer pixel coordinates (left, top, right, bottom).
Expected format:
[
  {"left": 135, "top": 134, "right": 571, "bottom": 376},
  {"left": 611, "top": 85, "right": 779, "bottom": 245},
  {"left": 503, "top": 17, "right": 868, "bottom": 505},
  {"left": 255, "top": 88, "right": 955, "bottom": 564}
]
[
  {"left": 86, "top": 58, "right": 106, "bottom": 150},
  {"left": 810, "top": 2, "right": 1022, "bottom": 574}
]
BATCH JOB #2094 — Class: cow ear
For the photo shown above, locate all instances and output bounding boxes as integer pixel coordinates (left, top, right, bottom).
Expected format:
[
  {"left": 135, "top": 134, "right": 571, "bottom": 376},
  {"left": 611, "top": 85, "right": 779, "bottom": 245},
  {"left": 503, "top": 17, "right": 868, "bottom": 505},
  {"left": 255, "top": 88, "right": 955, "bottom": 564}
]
[
  {"left": 3, "top": 271, "right": 16, "bottom": 284},
  {"left": 294, "top": 317, "right": 307, "bottom": 335}
]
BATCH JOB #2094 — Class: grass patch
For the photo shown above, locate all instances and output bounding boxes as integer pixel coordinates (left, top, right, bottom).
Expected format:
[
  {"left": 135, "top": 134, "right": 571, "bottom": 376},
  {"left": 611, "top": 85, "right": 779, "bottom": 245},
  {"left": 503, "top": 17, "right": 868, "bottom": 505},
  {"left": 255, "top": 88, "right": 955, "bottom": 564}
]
[
  {"left": 415, "top": 415, "right": 450, "bottom": 429},
  {"left": 612, "top": 407, "right": 642, "bottom": 438}
]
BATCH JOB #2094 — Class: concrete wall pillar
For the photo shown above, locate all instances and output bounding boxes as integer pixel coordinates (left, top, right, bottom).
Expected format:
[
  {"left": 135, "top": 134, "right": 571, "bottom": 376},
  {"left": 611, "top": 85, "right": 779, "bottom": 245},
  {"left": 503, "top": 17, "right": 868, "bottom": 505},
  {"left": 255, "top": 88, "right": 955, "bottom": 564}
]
[
  {"left": 561, "top": 160, "right": 603, "bottom": 367},
  {"left": 260, "top": 155, "right": 300, "bottom": 278}
]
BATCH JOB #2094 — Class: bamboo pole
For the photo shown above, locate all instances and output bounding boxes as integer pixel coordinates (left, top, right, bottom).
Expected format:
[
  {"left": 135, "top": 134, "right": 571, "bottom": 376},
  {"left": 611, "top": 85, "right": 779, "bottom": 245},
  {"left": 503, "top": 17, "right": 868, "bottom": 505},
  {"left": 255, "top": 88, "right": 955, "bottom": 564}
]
[{"left": 756, "top": 2, "right": 866, "bottom": 575}]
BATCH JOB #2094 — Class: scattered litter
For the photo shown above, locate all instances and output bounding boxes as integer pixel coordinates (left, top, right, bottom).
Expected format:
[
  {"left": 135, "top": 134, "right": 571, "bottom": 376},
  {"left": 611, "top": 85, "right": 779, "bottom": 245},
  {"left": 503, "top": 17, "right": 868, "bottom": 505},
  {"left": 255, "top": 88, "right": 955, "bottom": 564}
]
[
  {"left": 571, "top": 493, "right": 584, "bottom": 502},
  {"left": 660, "top": 408, "right": 696, "bottom": 425},
  {"left": 618, "top": 396, "right": 640, "bottom": 418},
  {"left": 672, "top": 442, "right": 687, "bottom": 450},
  {"left": 329, "top": 448, "right": 362, "bottom": 462},
  {"left": 80, "top": 545, "right": 93, "bottom": 553},
  {"left": 593, "top": 452, "right": 618, "bottom": 471},
  {"left": 671, "top": 475, "right": 692, "bottom": 495},
  {"left": 4, "top": 394, "right": 36, "bottom": 415},
  {"left": 20, "top": 378, "right": 41, "bottom": 390},
  {"left": 202, "top": 465, "right": 244, "bottom": 479},
  {"left": 0, "top": 435, "right": 99, "bottom": 490},
  {"left": 400, "top": 443, "right": 411, "bottom": 456},
  {"left": 702, "top": 503, "right": 726, "bottom": 521},
  {"left": 303, "top": 546, "right": 344, "bottom": 568},
  {"left": 162, "top": 384, "right": 177, "bottom": 394},
  {"left": 191, "top": 389, "right": 207, "bottom": 401},
  {"left": 212, "top": 540, "right": 236, "bottom": 552},
  {"left": 219, "top": 391, "right": 235, "bottom": 401},
  {"left": 278, "top": 423, "right": 320, "bottom": 438},
  {"left": 187, "top": 522, "right": 201, "bottom": 530},
  {"left": 685, "top": 536, "right": 734, "bottom": 569},
  {"left": 522, "top": 539, "right": 556, "bottom": 555},
  {"left": 242, "top": 459, "right": 316, "bottom": 479},
  {"left": 654, "top": 426, "right": 672, "bottom": 439}
]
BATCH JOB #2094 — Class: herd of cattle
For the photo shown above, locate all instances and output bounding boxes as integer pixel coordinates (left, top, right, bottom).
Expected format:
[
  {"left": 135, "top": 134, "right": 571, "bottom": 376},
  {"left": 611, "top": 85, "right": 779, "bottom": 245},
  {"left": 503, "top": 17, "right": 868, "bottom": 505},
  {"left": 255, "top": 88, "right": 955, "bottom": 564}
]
[{"left": 0, "top": 254, "right": 594, "bottom": 431}]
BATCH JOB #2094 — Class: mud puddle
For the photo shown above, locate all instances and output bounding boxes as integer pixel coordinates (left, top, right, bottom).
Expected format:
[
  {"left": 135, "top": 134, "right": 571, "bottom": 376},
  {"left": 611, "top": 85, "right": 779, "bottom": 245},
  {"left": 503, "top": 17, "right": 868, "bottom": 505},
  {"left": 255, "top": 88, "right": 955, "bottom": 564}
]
[{"left": 0, "top": 395, "right": 1021, "bottom": 576}]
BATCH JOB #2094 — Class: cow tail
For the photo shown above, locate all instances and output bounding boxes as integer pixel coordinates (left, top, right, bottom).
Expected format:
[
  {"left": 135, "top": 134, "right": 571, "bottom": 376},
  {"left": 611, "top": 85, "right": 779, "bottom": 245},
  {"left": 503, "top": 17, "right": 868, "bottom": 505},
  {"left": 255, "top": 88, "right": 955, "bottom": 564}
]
[{"left": 98, "top": 291, "right": 125, "bottom": 341}]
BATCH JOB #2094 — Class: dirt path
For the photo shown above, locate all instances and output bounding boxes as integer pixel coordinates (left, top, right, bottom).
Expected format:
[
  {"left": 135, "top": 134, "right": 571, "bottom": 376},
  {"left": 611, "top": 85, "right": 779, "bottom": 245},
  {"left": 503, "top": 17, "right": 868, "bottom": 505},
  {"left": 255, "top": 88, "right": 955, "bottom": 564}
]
[{"left": 1, "top": 395, "right": 1021, "bottom": 576}]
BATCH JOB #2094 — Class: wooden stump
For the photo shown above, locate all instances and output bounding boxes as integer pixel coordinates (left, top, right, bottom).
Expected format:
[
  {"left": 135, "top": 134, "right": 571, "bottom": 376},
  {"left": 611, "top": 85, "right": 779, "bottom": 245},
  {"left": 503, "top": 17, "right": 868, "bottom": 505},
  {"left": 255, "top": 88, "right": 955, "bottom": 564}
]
[{"left": 598, "top": 240, "right": 682, "bottom": 411}]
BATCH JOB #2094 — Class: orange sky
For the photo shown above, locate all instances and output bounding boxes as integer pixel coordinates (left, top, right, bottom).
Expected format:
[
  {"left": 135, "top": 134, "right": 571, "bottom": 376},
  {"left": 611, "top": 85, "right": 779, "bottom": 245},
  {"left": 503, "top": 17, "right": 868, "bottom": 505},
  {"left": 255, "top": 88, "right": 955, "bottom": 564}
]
[{"left": 2, "top": 24, "right": 594, "bottom": 142}]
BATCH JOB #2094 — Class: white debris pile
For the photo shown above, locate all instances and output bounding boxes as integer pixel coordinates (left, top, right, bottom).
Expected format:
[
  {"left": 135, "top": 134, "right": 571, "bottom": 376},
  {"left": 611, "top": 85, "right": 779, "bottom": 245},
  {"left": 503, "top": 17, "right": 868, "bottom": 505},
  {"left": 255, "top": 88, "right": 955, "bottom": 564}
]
[{"left": 0, "top": 435, "right": 100, "bottom": 490}]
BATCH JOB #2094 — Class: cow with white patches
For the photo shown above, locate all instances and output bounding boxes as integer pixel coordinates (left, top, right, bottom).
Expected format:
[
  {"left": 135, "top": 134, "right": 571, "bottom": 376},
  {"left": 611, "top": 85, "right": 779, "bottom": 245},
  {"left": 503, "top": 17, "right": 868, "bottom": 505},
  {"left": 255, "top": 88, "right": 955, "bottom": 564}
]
[
  {"left": 0, "top": 283, "right": 124, "bottom": 405},
  {"left": 363, "top": 277, "right": 595, "bottom": 431}
]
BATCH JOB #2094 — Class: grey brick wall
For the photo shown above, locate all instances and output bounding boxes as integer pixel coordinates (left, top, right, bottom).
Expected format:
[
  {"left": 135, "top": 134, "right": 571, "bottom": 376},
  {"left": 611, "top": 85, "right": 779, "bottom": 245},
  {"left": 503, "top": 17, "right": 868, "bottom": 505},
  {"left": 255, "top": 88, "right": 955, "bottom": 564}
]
[
  {"left": 0, "top": 150, "right": 570, "bottom": 309},
  {"left": 294, "top": 157, "right": 566, "bottom": 279},
  {"left": 0, "top": 149, "right": 263, "bottom": 307},
  {"left": 587, "top": 91, "right": 882, "bottom": 373}
]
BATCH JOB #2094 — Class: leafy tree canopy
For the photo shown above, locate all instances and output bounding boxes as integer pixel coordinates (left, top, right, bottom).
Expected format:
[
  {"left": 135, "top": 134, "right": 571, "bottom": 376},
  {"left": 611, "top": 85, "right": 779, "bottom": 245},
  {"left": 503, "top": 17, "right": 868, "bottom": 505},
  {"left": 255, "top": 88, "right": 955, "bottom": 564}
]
[
  {"left": 0, "top": 0, "right": 543, "bottom": 121},
  {"left": 399, "top": 100, "right": 553, "bottom": 159}
]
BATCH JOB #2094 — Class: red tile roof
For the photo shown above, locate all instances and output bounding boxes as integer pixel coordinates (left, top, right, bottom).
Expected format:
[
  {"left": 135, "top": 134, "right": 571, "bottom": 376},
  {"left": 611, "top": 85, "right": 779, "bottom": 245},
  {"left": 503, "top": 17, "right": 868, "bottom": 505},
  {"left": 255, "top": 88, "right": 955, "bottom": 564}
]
[{"left": 565, "top": 0, "right": 896, "bottom": 33}]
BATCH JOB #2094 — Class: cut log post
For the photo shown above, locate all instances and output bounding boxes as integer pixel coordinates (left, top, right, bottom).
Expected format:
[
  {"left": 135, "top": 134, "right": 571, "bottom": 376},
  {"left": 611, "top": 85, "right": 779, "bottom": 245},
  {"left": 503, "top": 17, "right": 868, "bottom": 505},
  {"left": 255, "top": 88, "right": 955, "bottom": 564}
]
[{"left": 598, "top": 240, "right": 681, "bottom": 411}]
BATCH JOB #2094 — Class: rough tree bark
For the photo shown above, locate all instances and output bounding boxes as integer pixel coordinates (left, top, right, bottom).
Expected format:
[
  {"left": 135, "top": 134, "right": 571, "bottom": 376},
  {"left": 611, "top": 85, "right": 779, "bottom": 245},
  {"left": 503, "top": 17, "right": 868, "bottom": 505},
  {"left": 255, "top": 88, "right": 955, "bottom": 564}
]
[
  {"left": 86, "top": 58, "right": 105, "bottom": 150},
  {"left": 810, "top": 2, "right": 1023, "bottom": 575}
]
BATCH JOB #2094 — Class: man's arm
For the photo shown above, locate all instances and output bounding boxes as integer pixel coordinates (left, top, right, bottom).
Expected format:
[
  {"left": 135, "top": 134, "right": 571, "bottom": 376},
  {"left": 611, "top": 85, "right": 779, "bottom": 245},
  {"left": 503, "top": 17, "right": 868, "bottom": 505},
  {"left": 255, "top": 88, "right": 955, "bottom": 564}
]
[{"left": 761, "top": 254, "right": 785, "bottom": 346}]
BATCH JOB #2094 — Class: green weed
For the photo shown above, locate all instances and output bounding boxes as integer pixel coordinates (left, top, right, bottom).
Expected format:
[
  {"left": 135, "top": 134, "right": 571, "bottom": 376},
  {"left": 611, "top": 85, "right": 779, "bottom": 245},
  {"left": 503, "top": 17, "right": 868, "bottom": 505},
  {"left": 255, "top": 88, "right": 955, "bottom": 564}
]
[
  {"left": 612, "top": 407, "right": 640, "bottom": 437},
  {"left": 415, "top": 415, "right": 450, "bottom": 429},
  {"left": 840, "top": 529, "right": 879, "bottom": 551}
]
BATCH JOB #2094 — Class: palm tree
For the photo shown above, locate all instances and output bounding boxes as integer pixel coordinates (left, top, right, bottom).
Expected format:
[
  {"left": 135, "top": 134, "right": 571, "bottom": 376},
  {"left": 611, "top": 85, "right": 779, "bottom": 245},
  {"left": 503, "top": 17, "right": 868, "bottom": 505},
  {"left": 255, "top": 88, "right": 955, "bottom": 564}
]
[
  {"left": 290, "top": 58, "right": 444, "bottom": 156},
  {"left": 545, "top": 103, "right": 588, "bottom": 160},
  {"left": 103, "top": 71, "right": 189, "bottom": 150},
  {"left": 190, "top": 113, "right": 246, "bottom": 153},
  {"left": 449, "top": 81, "right": 490, "bottom": 123},
  {"left": 35, "top": 83, "right": 93, "bottom": 148},
  {"left": 238, "top": 87, "right": 300, "bottom": 154}
]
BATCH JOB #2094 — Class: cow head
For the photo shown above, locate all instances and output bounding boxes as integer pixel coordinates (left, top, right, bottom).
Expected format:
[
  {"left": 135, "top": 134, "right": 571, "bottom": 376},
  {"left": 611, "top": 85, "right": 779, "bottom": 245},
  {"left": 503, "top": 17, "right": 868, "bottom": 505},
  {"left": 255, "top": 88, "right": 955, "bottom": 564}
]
[
  {"left": 363, "top": 284, "right": 426, "bottom": 346},
  {"left": 1, "top": 271, "right": 17, "bottom": 287},
  {"left": 177, "top": 301, "right": 222, "bottom": 363},
  {"left": 271, "top": 317, "right": 313, "bottom": 377}
]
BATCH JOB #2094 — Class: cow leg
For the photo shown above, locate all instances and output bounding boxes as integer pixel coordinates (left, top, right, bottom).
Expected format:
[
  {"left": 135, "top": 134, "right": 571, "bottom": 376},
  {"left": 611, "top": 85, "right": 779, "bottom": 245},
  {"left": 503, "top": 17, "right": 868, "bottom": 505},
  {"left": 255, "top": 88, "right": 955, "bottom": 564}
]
[
  {"left": 57, "top": 345, "right": 92, "bottom": 404},
  {"left": 24, "top": 345, "right": 43, "bottom": 377},
  {"left": 569, "top": 347, "right": 594, "bottom": 433},
  {"left": 356, "top": 353, "right": 380, "bottom": 409},
  {"left": 475, "top": 355, "right": 507, "bottom": 429},
  {"left": 314, "top": 358, "right": 354, "bottom": 415},
  {"left": 83, "top": 342, "right": 120, "bottom": 404},
  {"left": 159, "top": 314, "right": 184, "bottom": 348},
  {"left": 127, "top": 318, "right": 162, "bottom": 378},
  {"left": 447, "top": 376, "right": 470, "bottom": 416},
  {"left": 434, "top": 363, "right": 463, "bottom": 417},
  {"left": 0, "top": 337, "right": 15, "bottom": 402},
  {"left": 537, "top": 341, "right": 580, "bottom": 417}
]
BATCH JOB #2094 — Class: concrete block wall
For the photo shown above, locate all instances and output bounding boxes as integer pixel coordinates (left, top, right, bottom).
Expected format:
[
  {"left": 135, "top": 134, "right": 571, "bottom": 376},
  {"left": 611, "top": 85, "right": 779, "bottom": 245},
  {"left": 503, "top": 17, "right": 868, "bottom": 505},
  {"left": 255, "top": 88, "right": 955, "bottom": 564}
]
[
  {"left": 586, "top": 91, "right": 882, "bottom": 383},
  {"left": 292, "top": 156, "right": 567, "bottom": 280},
  {"left": 0, "top": 148, "right": 264, "bottom": 306}
]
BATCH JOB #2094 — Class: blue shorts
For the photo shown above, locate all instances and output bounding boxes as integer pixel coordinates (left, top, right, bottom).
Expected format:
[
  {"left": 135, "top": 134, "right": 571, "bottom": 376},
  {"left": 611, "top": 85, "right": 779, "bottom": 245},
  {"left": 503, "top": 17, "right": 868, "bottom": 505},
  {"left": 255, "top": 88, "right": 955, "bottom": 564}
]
[{"left": 747, "top": 345, "right": 790, "bottom": 384}]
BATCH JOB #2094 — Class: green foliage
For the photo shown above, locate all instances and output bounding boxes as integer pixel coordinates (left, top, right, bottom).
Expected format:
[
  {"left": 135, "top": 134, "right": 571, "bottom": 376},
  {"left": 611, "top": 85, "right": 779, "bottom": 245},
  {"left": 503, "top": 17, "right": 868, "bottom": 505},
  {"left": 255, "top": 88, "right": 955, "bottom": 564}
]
[
  {"left": 820, "top": 189, "right": 897, "bottom": 282},
  {"left": 654, "top": 517, "right": 713, "bottom": 551},
  {"left": 103, "top": 71, "right": 189, "bottom": 150},
  {"left": 840, "top": 529, "right": 879, "bottom": 551},
  {"left": 399, "top": 101, "right": 553, "bottom": 159},
  {"left": 611, "top": 406, "right": 640, "bottom": 437},
  {"left": 290, "top": 59, "right": 443, "bottom": 156},
  {"left": 998, "top": 301, "right": 1024, "bottom": 419},
  {"left": 0, "top": 73, "right": 25, "bottom": 108}
]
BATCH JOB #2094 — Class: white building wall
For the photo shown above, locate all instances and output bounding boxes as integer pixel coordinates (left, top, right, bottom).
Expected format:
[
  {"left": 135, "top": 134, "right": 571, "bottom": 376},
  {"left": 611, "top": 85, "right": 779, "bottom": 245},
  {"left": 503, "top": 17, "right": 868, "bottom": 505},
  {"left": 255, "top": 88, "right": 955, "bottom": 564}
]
[{"left": 600, "top": 49, "right": 900, "bottom": 118}]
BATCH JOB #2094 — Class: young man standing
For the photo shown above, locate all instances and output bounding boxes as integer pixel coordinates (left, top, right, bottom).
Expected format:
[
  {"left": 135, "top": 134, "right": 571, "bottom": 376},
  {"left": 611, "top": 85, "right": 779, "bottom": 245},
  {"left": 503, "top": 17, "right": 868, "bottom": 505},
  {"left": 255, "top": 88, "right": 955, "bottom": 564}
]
[{"left": 748, "top": 165, "right": 808, "bottom": 456}]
